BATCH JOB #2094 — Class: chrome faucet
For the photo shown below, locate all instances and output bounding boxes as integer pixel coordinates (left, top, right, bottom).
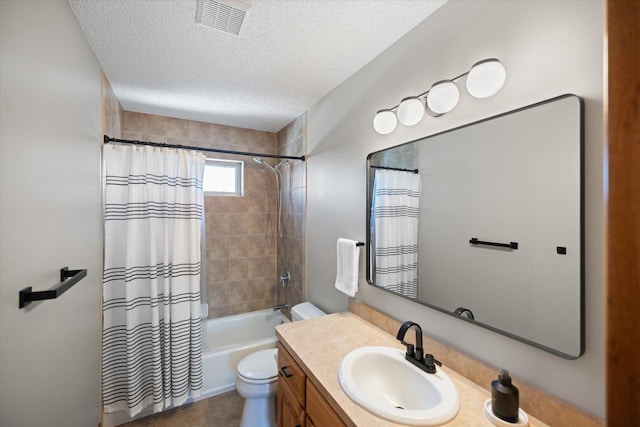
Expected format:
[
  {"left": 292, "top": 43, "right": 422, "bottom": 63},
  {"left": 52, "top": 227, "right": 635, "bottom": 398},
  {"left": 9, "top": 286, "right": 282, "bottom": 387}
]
[
  {"left": 279, "top": 271, "right": 291, "bottom": 288},
  {"left": 272, "top": 303, "right": 289, "bottom": 311},
  {"left": 396, "top": 321, "right": 442, "bottom": 374}
]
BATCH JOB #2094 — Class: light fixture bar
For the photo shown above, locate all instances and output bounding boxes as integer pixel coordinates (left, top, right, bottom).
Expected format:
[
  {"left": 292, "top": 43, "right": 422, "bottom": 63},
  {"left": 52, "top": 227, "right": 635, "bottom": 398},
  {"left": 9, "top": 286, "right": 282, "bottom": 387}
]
[
  {"left": 380, "top": 70, "right": 471, "bottom": 112},
  {"left": 373, "top": 59, "right": 505, "bottom": 134}
]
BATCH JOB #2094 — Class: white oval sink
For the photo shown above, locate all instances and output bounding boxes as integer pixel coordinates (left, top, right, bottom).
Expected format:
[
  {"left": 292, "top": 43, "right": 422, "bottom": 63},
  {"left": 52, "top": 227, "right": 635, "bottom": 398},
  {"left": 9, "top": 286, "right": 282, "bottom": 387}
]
[{"left": 338, "top": 346, "right": 460, "bottom": 426}]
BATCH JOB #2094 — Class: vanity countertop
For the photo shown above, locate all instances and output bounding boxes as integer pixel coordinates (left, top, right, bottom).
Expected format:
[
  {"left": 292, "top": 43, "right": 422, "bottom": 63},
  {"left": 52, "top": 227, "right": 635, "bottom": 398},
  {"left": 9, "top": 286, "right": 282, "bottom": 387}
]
[{"left": 276, "top": 312, "right": 548, "bottom": 427}]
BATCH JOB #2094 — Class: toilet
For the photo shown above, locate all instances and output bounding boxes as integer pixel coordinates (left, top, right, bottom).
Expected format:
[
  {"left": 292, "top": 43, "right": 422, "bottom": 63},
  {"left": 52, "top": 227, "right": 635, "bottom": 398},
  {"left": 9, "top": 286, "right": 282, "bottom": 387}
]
[{"left": 235, "top": 302, "right": 326, "bottom": 427}]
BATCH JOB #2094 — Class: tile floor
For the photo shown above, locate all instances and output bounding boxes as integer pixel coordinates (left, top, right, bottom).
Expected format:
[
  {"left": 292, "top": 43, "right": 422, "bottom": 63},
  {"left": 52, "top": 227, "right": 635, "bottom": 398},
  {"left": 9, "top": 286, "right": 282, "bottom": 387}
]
[{"left": 121, "top": 391, "right": 244, "bottom": 427}]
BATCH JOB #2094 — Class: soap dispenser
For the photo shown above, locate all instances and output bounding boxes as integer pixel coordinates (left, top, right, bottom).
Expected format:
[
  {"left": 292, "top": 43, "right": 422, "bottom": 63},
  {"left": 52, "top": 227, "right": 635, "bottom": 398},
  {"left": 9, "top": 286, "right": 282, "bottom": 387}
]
[{"left": 491, "top": 369, "right": 519, "bottom": 423}]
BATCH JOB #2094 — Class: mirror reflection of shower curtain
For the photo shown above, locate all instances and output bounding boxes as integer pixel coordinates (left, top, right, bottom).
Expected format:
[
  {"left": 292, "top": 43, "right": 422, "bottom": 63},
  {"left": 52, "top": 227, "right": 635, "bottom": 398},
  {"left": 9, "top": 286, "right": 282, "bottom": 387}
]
[
  {"left": 102, "top": 144, "right": 205, "bottom": 417},
  {"left": 200, "top": 201, "right": 208, "bottom": 350},
  {"left": 371, "top": 170, "right": 421, "bottom": 299}
]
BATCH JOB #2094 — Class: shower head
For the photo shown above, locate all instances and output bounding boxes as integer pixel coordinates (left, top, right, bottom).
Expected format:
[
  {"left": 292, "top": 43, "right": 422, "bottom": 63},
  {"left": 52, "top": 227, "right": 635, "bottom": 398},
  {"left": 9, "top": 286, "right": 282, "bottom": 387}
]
[{"left": 254, "top": 157, "right": 276, "bottom": 172}]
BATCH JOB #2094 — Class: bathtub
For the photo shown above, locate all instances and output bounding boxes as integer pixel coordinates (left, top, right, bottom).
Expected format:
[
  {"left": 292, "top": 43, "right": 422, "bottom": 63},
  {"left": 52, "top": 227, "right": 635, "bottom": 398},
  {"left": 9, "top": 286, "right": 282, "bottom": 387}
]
[{"left": 201, "top": 308, "right": 290, "bottom": 399}]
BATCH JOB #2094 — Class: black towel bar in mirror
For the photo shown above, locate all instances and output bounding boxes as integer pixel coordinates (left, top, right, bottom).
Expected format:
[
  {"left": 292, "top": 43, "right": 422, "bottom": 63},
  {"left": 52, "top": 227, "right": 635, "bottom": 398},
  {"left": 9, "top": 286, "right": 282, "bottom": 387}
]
[
  {"left": 19, "top": 267, "right": 87, "bottom": 309},
  {"left": 469, "top": 238, "right": 518, "bottom": 250}
]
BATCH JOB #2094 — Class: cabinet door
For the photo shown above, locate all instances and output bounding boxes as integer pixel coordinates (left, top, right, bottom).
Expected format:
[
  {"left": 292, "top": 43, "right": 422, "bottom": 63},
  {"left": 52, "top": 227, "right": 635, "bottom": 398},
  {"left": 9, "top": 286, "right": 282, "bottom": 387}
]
[
  {"left": 305, "top": 378, "right": 346, "bottom": 427},
  {"left": 278, "top": 375, "right": 305, "bottom": 427},
  {"left": 277, "top": 342, "right": 306, "bottom": 407}
]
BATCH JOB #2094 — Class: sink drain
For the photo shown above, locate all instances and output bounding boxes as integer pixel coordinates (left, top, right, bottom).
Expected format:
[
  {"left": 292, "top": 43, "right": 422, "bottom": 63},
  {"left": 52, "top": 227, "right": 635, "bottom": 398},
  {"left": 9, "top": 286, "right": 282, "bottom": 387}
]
[{"left": 395, "top": 406, "right": 405, "bottom": 410}]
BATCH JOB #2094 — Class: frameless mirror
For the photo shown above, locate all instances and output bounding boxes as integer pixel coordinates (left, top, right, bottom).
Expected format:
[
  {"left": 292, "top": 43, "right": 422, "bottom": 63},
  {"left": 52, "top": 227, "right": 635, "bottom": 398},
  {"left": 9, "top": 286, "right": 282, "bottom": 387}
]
[{"left": 367, "top": 94, "right": 584, "bottom": 358}]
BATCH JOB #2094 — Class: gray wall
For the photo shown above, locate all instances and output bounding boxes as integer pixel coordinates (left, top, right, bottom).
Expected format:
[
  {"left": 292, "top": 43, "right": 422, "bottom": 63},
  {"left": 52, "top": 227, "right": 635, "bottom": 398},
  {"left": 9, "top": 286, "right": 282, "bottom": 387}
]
[
  {"left": 0, "top": 1, "right": 102, "bottom": 426},
  {"left": 306, "top": 0, "right": 604, "bottom": 418}
]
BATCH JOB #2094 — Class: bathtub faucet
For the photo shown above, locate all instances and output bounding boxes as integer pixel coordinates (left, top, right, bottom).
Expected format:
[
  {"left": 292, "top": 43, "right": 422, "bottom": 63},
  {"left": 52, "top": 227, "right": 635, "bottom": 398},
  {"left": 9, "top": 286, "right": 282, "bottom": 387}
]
[{"left": 272, "top": 303, "right": 289, "bottom": 311}]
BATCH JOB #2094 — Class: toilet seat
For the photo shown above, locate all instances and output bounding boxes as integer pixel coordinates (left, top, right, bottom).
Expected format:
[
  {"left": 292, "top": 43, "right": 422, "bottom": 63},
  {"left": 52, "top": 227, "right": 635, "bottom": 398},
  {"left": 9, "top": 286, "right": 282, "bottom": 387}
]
[{"left": 237, "top": 348, "right": 278, "bottom": 383}]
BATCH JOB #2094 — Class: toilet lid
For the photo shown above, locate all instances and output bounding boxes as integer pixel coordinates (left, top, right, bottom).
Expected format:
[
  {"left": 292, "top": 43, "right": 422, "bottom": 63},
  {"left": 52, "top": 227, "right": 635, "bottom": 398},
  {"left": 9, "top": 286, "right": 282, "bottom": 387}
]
[{"left": 237, "top": 348, "right": 278, "bottom": 381}]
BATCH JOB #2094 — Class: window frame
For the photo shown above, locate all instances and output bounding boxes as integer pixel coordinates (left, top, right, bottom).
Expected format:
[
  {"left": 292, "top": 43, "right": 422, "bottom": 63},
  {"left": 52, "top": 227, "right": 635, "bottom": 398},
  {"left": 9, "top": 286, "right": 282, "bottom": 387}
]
[{"left": 203, "top": 158, "right": 244, "bottom": 197}]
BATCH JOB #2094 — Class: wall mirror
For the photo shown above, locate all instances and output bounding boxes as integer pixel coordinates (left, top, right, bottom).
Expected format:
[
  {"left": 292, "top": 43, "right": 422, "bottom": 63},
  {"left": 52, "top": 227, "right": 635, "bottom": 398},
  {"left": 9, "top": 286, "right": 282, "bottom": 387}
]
[{"left": 366, "top": 94, "right": 584, "bottom": 358}]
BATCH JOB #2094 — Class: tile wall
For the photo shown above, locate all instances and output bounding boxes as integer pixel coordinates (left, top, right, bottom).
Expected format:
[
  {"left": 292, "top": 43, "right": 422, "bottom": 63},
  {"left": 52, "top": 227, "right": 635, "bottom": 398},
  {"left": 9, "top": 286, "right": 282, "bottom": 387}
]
[
  {"left": 276, "top": 113, "right": 307, "bottom": 315},
  {"left": 102, "top": 72, "right": 123, "bottom": 139}
]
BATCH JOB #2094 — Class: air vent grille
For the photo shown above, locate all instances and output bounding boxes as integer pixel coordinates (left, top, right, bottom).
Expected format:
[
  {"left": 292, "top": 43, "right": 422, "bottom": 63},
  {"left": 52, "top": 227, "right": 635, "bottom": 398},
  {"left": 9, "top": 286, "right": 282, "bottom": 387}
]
[{"left": 196, "top": 0, "right": 250, "bottom": 36}]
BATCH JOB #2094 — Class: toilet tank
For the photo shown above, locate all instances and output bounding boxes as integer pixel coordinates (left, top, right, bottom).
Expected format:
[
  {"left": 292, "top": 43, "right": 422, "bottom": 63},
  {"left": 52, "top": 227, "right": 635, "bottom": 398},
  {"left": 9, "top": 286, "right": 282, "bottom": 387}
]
[{"left": 291, "top": 302, "right": 326, "bottom": 321}]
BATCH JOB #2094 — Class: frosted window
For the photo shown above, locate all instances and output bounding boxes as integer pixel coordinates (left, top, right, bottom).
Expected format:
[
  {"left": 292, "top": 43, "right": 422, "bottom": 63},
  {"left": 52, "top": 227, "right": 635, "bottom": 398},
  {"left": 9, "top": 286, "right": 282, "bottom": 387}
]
[{"left": 203, "top": 159, "right": 243, "bottom": 196}]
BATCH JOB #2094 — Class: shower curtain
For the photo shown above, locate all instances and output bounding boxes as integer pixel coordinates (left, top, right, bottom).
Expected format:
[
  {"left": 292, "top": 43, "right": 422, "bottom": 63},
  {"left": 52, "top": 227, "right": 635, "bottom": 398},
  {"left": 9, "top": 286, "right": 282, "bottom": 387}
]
[
  {"left": 102, "top": 144, "right": 206, "bottom": 417},
  {"left": 372, "top": 169, "right": 421, "bottom": 299}
]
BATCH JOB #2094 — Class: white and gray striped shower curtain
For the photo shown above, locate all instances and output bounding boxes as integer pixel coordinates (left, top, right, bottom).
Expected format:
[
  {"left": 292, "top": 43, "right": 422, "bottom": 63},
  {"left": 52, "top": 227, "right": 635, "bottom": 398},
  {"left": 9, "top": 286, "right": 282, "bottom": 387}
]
[
  {"left": 372, "top": 169, "right": 421, "bottom": 299},
  {"left": 102, "top": 144, "right": 205, "bottom": 417}
]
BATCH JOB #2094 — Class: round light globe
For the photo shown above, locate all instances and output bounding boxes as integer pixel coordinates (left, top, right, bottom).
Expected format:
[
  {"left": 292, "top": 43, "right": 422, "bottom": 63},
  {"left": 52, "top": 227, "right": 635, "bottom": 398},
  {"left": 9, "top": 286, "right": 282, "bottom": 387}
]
[
  {"left": 373, "top": 110, "right": 398, "bottom": 135},
  {"left": 466, "top": 59, "right": 506, "bottom": 98},
  {"left": 396, "top": 97, "right": 425, "bottom": 126},
  {"left": 426, "top": 81, "right": 460, "bottom": 114}
]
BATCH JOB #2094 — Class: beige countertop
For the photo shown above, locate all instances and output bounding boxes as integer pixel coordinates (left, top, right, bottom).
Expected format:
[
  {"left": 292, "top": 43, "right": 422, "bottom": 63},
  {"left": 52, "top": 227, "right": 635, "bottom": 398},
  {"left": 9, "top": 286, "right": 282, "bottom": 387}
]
[{"left": 276, "top": 311, "right": 547, "bottom": 427}]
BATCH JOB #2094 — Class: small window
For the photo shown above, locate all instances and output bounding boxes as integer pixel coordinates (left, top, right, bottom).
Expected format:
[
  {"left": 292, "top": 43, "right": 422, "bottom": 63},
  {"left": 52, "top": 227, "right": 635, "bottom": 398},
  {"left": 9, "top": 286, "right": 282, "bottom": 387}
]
[{"left": 203, "top": 158, "right": 243, "bottom": 196}]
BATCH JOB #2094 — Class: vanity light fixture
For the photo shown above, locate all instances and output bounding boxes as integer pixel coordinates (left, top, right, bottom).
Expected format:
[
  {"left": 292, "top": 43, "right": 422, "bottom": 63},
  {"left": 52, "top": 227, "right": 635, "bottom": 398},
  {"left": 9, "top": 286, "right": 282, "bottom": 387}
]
[
  {"left": 427, "top": 80, "right": 460, "bottom": 114},
  {"left": 396, "top": 96, "right": 425, "bottom": 126},
  {"left": 372, "top": 109, "right": 398, "bottom": 135},
  {"left": 466, "top": 59, "right": 507, "bottom": 98},
  {"left": 373, "top": 58, "right": 506, "bottom": 134}
]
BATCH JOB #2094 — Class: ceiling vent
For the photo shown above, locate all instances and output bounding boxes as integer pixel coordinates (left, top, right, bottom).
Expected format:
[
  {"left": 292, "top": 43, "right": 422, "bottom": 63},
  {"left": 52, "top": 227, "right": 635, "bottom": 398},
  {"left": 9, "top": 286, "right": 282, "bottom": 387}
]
[{"left": 196, "top": 0, "right": 250, "bottom": 36}]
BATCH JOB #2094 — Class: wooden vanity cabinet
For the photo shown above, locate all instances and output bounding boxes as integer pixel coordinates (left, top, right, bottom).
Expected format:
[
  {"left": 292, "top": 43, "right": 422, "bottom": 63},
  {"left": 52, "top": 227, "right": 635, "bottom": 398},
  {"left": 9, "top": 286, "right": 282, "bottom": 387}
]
[
  {"left": 305, "top": 378, "right": 345, "bottom": 427},
  {"left": 277, "top": 342, "right": 346, "bottom": 427},
  {"left": 278, "top": 373, "right": 305, "bottom": 427},
  {"left": 277, "top": 342, "right": 305, "bottom": 427}
]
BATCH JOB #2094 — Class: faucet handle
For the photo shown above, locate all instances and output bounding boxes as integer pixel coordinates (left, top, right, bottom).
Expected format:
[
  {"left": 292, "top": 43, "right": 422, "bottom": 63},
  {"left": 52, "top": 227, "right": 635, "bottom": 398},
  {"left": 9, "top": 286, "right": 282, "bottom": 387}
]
[
  {"left": 424, "top": 354, "right": 442, "bottom": 374},
  {"left": 400, "top": 341, "right": 415, "bottom": 358}
]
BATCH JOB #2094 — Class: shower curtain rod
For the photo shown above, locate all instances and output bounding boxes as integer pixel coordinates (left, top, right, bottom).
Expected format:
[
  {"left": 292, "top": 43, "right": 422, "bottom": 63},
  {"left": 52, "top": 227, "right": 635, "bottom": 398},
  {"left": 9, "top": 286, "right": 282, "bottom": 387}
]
[{"left": 103, "top": 135, "right": 306, "bottom": 162}]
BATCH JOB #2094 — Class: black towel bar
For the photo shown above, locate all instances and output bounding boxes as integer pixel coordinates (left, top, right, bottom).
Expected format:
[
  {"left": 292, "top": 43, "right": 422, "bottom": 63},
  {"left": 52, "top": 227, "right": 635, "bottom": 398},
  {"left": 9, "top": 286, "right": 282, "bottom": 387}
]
[
  {"left": 371, "top": 165, "right": 419, "bottom": 174},
  {"left": 19, "top": 267, "right": 87, "bottom": 309},
  {"left": 469, "top": 238, "right": 518, "bottom": 250},
  {"left": 356, "top": 242, "right": 364, "bottom": 246}
]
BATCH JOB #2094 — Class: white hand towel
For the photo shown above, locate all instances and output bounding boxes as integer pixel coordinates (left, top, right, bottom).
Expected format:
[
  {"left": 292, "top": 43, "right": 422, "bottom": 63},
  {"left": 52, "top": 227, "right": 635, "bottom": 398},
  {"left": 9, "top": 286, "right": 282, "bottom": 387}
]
[{"left": 334, "top": 238, "right": 360, "bottom": 297}]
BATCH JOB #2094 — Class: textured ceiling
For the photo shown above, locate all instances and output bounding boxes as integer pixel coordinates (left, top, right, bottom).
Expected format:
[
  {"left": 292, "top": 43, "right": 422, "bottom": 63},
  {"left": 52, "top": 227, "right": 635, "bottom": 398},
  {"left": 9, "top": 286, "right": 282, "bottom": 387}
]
[{"left": 68, "top": 0, "right": 447, "bottom": 132}]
